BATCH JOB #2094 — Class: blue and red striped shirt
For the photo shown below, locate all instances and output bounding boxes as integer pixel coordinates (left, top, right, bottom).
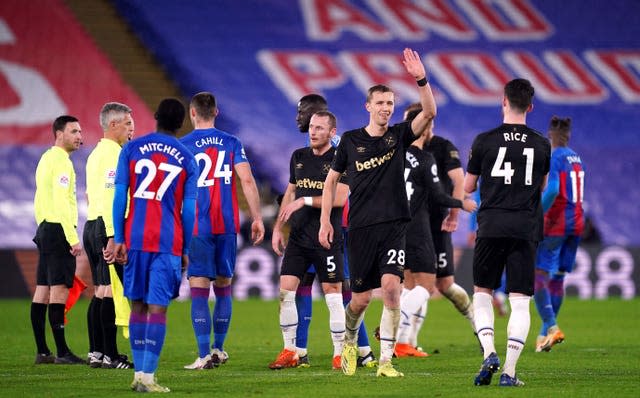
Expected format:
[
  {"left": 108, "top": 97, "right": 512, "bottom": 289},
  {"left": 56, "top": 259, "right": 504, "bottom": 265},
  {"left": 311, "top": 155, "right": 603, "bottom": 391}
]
[
  {"left": 543, "top": 146, "right": 585, "bottom": 237},
  {"left": 114, "top": 132, "right": 198, "bottom": 256},
  {"left": 181, "top": 128, "right": 247, "bottom": 235}
]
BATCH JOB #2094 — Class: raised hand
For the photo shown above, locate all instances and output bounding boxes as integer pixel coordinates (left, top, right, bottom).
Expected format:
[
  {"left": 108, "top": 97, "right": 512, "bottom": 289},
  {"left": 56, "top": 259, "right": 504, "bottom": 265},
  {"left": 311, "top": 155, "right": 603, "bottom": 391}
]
[{"left": 402, "top": 48, "right": 426, "bottom": 80}]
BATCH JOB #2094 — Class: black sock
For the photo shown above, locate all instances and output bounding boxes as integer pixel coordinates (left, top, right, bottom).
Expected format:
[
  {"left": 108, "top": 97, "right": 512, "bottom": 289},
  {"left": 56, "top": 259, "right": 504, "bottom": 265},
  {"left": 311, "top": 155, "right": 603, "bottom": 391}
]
[
  {"left": 48, "top": 303, "right": 70, "bottom": 357},
  {"left": 31, "top": 302, "right": 50, "bottom": 355},
  {"left": 101, "top": 297, "right": 118, "bottom": 358},
  {"left": 93, "top": 298, "right": 104, "bottom": 355},
  {"left": 87, "top": 297, "right": 96, "bottom": 353}
]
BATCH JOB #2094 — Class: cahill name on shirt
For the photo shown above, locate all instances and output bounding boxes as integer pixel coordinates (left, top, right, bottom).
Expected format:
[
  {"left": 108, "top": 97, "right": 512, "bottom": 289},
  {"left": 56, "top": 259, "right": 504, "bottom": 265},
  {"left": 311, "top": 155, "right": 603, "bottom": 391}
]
[
  {"left": 139, "top": 142, "right": 185, "bottom": 164},
  {"left": 194, "top": 136, "right": 223, "bottom": 148}
]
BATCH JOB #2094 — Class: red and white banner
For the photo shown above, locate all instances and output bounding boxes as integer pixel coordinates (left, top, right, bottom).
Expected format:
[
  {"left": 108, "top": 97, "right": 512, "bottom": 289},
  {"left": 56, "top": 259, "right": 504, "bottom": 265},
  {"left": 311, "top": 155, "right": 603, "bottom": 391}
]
[{"left": 0, "top": 0, "right": 155, "bottom": 146}]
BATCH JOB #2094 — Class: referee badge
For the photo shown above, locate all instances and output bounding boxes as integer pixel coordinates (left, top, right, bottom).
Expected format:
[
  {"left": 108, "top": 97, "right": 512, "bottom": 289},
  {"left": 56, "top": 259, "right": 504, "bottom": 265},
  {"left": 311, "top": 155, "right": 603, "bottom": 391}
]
[{"left": 58, "top": 175, "right": 70, "bottom": 187}]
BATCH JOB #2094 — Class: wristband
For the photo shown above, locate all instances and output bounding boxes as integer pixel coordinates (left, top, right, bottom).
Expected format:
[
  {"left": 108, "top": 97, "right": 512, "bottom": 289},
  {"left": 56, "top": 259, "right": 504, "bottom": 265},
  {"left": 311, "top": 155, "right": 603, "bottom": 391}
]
[
  {"left": 303, "top": 197, "right": 313, "bottom": 206},
  {"left": 416, "top": 77, "right": 428, "bottom": 87}
]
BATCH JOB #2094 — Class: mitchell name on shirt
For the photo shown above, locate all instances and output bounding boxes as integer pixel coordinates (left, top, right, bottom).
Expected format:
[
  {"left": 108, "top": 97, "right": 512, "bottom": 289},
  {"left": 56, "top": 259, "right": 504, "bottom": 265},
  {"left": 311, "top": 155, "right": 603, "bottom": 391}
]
[{"left": 139, "top": 142, "right": 185, "bottom": 165}]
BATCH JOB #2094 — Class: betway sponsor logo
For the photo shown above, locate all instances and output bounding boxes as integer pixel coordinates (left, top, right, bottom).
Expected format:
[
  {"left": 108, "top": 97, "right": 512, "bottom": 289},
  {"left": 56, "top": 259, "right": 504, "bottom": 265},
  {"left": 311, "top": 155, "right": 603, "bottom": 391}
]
[
  {"left": 296, "top": 178, "right": 324, "bottom": 189},
  {"left": 355, "top": 149, "right": 395, "bottom": 171}
]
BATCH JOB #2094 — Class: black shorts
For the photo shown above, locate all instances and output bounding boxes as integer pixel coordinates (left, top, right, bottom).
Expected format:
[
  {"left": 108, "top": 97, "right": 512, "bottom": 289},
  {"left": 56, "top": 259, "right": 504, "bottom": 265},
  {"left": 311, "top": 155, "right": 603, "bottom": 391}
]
[
  {"left": 347, "top": 221, "right": 406, "bottom": 293},
  {"left": 406, "top": 222, "right": 436, "bottom": 274},
  {"left": 472, "top": 237, "right": 537, "bottom": 296},
  {"left": 281, "top": 241, "right": 344, "bottom": 284},
  {"left": 83, "top": 218, "right": 111, "bottom": 285},
  {"left": 33, "top": 222, "right": 76, "bottom": 288},
  {"left": 430, "top": 228, "right": 455, "bottom": 278}
]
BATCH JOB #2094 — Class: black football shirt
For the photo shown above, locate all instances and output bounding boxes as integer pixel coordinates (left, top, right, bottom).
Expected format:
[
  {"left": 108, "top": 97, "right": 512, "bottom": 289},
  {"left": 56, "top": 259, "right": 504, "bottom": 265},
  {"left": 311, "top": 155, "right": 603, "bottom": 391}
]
[
  {"left": 405, "top": 145, "right": 463, "bottom": 245},
  {"left": 405, "top": 145, "right": 463, "bottom": 219},
  {"left": 332, "top": 122, "right": 416, "bottom": 229},
  {"left": 467, "top": 123, "right": 551, "bottom": 240},
  {"left": 288, "top": 147, "right": 344, "bottom": 249},
  {"left": 424, "top": 135, "right": 463, "bottom": 219}
]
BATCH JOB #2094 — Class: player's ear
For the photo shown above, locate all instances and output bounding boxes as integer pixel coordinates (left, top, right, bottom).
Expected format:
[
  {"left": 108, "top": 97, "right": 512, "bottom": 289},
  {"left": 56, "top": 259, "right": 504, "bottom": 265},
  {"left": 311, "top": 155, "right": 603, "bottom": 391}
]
[{"left": 526, "top": 103, "right": 533, "bottom": 113}]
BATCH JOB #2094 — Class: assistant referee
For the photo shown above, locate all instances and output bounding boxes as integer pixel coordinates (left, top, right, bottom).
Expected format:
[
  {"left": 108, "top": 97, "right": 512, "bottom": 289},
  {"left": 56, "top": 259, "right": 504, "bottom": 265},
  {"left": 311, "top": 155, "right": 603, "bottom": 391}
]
[{"left": 31, "top": 115, "right": 85, "bottom": 365}]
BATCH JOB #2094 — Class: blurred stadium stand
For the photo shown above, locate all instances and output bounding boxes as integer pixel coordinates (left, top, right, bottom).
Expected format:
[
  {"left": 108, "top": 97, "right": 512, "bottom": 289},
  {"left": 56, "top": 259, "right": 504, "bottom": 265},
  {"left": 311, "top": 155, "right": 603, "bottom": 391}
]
[{"left": 1, "top": 0, "right": 638, "bottom": 297}]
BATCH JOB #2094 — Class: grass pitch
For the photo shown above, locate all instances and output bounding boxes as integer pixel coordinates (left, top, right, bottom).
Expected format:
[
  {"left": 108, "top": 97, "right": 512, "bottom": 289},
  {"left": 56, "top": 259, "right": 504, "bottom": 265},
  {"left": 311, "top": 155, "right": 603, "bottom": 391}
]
[{"left": 0, "top": 297, "right": 638, "bottom": 397}]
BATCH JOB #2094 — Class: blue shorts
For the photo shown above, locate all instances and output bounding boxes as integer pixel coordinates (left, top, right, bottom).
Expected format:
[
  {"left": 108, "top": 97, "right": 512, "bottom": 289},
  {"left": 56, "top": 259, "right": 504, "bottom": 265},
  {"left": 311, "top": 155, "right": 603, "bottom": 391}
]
[
  {"left": 187, "top": 234, "right": 237, "bottom": 279},
  {"left": 124, "top": 250, "right": 182, "bottom": 307},
  {"left": 536, "top": 235, "right": 581, "bottom": 275}
]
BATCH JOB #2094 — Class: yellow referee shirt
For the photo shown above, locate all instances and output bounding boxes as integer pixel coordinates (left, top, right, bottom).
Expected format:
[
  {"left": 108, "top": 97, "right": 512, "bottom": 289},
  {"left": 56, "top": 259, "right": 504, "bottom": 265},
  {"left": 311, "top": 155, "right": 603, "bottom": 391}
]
[
  {"left": 86, "top": 138, "right": 122, "bottom": 237},
  {"left": 34, "top": 145, "right": 79, "bottom": 246},
  {"left": 85, "top": 141, "right": 102, "bottom": 222}
]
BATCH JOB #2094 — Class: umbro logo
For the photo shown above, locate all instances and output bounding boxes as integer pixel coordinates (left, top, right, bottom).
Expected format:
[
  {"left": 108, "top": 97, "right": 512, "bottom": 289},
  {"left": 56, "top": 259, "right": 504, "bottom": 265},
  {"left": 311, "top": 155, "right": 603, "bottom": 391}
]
[
  {"left": 296, "top": 162, "right": 303, "bottom": 169},
  {"left": 356, "top": 147, "right": 366, "bottom": 153}
]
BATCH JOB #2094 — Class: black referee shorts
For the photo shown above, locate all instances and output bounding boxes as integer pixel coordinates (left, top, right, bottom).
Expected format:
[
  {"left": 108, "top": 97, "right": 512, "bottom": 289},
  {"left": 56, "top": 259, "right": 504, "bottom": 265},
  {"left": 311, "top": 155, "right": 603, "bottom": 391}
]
[
  {"left": 83, "top": 219, "right": 100, "bottom": 285},
  {"left": 472, "top": 237, "right": 537, "bottom": 296},
  {"left": 347, "top": 221, "right": 406, "bottom": 293},
  {"left": 83, "top": 218, "right": 111, "bottom": 285},
  {"left": 33, "top": 222, "right": 75, "bottom": 288}
]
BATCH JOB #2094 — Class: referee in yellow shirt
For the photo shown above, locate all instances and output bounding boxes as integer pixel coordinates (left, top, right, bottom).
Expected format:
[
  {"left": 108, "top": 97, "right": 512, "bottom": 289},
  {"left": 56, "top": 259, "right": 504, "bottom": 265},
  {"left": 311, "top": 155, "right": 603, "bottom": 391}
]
[
  {"left": 32, "top": 115, "right": 84, "bottom": 364},
  {"left": 84, "top": 102, "right": 134, "bottom": 369}
]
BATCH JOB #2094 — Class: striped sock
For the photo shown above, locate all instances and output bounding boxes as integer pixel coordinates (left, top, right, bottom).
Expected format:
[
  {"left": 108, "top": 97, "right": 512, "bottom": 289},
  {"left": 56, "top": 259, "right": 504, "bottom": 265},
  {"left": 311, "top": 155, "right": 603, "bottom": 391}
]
[
  {"left": 295, "top": 285, "right": 312, "bottom": 351},
  {"left": 142, "top": 313, "right": 166, "bottom": 374},
  {"left": 129, "top": 312, "right": 147, "bottom": 372},
  {"left": 213, "top": 286, "right": 232, "bottom": 351},
  {"left": 191, "top": 287, "right": 211, "bottom": 358}
]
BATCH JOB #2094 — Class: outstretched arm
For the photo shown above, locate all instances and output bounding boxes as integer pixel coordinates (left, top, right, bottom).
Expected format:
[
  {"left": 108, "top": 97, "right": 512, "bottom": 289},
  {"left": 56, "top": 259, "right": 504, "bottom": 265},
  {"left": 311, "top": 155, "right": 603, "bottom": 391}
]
[
  {"left": 280, "top": 181, "right": 348, "bottom": 223},
  {"left": 272, "top": 183, "right": 296, "bottom": 256},
  {"left": 442, "top": 167, "right": 465, "bottom": 232},
  {"left": 464, "top": 173, "right": 479, "bottom": 195},
  {"left": 236, "top": 162, "right": 265, "bottom": 245},
  {"left": 319, "top": 170, "right": 341, "bottom": 250},
  {"left": 402, "top": 48, "right": 436, "bottom": 136}
]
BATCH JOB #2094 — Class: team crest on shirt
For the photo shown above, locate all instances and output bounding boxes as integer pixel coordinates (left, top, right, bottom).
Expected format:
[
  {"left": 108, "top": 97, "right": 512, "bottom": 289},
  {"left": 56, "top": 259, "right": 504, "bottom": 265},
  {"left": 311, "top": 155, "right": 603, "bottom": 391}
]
[
  {"left": 58, "top": 175, "right": 69, "bottom": 187},
  {"left": 296, "top": 162, "right": 303, "bottom": 169},
  {"left": 356, "top": 147, "right": 366, "bottom": 153},
  {"left": 384, "top": 135, "right": 395, "bottom": 147},
  {"left": 354, "top": 278, "right": 363, "bottom": 286},
  {"left": 450, "top": 150, "right": 459, "bottom": 159},
  {"left": 322, "top": 163, "right": 331, "bottom": 174}
]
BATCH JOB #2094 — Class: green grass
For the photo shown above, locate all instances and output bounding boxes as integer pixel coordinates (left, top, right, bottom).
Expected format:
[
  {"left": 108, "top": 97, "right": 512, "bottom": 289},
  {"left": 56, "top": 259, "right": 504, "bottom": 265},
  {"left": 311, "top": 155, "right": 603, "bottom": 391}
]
[{"left": 0, "top": 297, "right": 638, "bottom": 397}]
